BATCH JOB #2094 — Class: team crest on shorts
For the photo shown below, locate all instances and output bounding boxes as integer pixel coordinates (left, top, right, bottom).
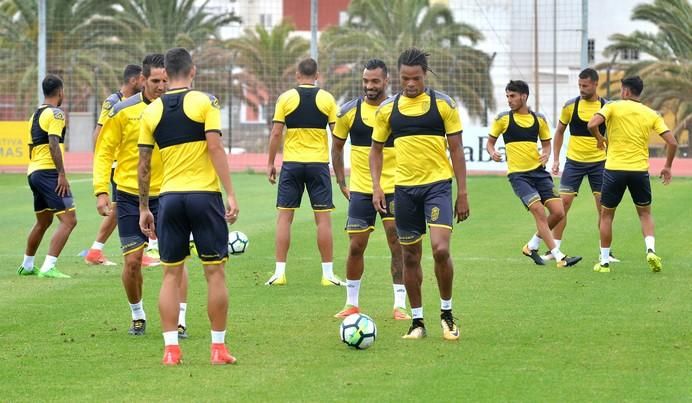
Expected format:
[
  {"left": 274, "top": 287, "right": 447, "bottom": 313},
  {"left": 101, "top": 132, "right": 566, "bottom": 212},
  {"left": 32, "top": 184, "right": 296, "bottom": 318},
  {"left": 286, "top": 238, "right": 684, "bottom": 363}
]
[
  {"left": 389, "top": 200, "right": 395, "bottom": 215},
  {"left": 430, "top": 206, "right": 440, "bottom": 222}
]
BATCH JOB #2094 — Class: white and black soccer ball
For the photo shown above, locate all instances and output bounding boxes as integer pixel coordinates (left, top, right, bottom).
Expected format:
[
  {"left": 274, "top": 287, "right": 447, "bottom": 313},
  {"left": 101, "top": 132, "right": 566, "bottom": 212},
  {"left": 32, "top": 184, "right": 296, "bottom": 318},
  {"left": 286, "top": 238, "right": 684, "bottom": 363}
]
[
  {"left": 227, "top": 230, "right": 249, "bottom": 255},
  {"left": 340, "top": 313, "right": 377, "bottom": 350}
]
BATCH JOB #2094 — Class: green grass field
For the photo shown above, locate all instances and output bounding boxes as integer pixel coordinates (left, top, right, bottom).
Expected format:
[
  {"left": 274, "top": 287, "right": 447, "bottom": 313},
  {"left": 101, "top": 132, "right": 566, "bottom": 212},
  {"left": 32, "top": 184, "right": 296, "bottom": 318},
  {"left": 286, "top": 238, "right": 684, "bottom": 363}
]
[{"left": 1, "top": 173, "right": 690, "bottom": 402}]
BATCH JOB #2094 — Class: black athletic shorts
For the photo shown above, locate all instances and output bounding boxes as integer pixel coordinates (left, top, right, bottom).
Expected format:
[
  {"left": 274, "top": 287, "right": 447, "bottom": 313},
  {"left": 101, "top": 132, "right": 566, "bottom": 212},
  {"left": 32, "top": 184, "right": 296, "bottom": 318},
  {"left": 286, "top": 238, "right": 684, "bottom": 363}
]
[
  {"left": 345, "top": 191, "right": 395, "bottom": 233},
  {"left": 600, "top": 169, "right": 652, "bottom": 209},
  {"left": 117, "top": 190, "right": 158, "bottom": 255},
  {"left": 508, "top": 167, "right": 560, "bottom": 209},
  {"left": 27, "top": 169, "right": 75, "bottom": 214},
  {"left": 276, "top": 162, "right": 334, "bottom": 211},
  {"left": 394, "top": 179, "right": 453, "bottom": 245},
  {"left": 559, "top": 158, "right": 605, "bottom": 195}
]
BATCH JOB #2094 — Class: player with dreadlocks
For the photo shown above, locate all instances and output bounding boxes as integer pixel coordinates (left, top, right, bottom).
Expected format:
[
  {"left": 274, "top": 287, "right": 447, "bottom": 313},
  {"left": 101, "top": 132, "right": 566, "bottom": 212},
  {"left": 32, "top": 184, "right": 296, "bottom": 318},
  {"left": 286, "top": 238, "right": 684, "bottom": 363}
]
[{"left": 370, "top": 48, "right": 470, "bottom": 340}]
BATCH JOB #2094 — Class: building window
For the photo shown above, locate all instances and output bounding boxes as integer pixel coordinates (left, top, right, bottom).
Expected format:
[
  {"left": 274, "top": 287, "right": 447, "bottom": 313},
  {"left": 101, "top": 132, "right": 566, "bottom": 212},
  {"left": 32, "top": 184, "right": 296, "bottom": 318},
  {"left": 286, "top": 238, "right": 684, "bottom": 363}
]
[
  {"left": 259, "top": 13, "right": 272, "bottom": 28},
  {"left": 621, "top": 47, "right": 640, "bottom": 61},
  {"left": 587, "top": 39, "right": 595, "bottom": 64}
]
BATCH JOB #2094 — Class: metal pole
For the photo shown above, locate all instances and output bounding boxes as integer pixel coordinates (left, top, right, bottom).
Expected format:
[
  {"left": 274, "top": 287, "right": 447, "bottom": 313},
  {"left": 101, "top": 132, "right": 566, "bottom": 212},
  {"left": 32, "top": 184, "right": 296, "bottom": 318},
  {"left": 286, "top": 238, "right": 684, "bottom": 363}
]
[
  {"left": 581, "top": 0, "right": 588, "bottom": 68},
  {"left": 310, "top": 0, "right": 318, "bottom": 62},
  {"left": 553, "top": 0, "right": 557, "bottom": 124},
  {"left": 533, "top": 0, "right": 539, "bottom": 111},
  {"left": 227, "top": 64, "right": 233, "bottom": 151},
  {"left": 37, "top": 0, "right": 47, "bottom": 104}
]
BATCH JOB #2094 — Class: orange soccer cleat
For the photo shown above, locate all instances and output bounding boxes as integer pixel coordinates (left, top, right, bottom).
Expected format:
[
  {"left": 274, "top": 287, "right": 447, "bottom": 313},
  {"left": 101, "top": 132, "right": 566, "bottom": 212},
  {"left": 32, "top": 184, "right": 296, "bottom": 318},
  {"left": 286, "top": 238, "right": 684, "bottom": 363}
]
[
  {"left": 162, "top": 345, "right": 182, "bottom": 366},
  {"left": 333, "top": 304, "right": 360, "bottom": 319},
  {"left": 84, "top": 249, "right": 116, "bottom": 266},
  {"left": 210, "top": 343, "right": 237, "bottom": 365}
]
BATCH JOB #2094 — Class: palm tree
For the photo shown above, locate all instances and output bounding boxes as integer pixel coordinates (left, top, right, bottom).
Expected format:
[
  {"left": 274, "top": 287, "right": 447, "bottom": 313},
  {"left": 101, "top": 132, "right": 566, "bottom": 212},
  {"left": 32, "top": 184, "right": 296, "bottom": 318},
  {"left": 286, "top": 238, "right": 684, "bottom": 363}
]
[
  {"left": 226, "top": 21, "right": 310, "bottom": 126},
  {"left": 0, "top": 0, "right": 129, "bottom": 117},
  {"left": 600, "top": 0, "right": 691, "bottom": 142},
  {"left": 320, "top": 0, "right": 495, "bottom": 122}
]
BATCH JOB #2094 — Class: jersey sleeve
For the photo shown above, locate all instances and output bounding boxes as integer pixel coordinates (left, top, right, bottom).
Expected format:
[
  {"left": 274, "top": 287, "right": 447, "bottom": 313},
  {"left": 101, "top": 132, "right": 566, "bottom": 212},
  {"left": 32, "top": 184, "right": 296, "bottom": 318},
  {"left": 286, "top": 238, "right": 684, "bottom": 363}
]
[
  {"left": 652, "top": 113, "right": 670, "bottom": 135},
  {"left": 97, "top": 99, "right": 115, "bottom": 126},
  {"left": 489, "top": 114, "right": 508, "bottom": 138},
  {"left": 272, "top": 92, "right": 288, "bottom": 123},
  {"left": 559, "top": 104, "right": 573, "bottom": 126},
  {"left": 538, "top": 115, "right": 551, "bottom": 140},
  {"left": 333, "top": 108, "right": 354, "bottom": 140},
  {"left": 596, "top": 102, "right": 612, "bottom": 120},
  {"left": 325, "top": 93, "right": 338, "bottom": 124},
  {"left": 205, "top": 94, "right": 222, "bottom": 133},
  {"left": 93, "top": 114, "right": 122, "bottom": 195},
  {"left": 48, "top": 109, "right": 66, "bottom": 137},
  {"left": 372, "top": 104, "right": 392, "bottom": 143},
  {"left": 438, "top": 99, "right": 462, "bottom": 135},
  {"left": 139, "top": 102, "right": 159, "bottom": 148}
]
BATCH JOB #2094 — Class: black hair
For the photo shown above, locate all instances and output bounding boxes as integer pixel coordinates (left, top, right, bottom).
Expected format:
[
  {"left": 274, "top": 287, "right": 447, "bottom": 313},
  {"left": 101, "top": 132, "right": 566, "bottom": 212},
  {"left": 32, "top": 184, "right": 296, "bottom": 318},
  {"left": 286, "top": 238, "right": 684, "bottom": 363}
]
[
  {"left": 621, "top": 76, "right": 644, "bottom": 96},
  {"left": 164, "top": 47, "right": 193, "bottom": 79},
  {"left": 142, "top": 53, "right": 165, "bottom": 78},
  {"left": 297, "top": 58, "right": 318, "bottom": 77},
  {"left": 578, "top": 68, "right": 599, "bottom": 82},
  {"left": 123, "top": 64, "right": 142, "bottom": 83},
  {"left": 505, "top": 80, "right": 530, "bottom": 96},
  {"left": 42, "top": 74, "right": 63, "bottom": 97},
  {"left": 397, "top": 48, "right": 430, "bottom": 73},
  {"left": 364, "top": 59, "right": 388, "bottom": 76}
]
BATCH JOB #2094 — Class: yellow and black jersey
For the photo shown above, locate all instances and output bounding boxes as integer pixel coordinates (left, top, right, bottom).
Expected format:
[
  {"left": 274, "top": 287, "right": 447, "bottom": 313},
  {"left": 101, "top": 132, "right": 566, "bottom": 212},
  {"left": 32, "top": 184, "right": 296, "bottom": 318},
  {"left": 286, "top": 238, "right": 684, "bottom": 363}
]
[
  {"left": 334, "top": 97, "right": 396, "bottom": 194},
  {"left": 372, "top": 89, "right": 462, "bottom": 187},
  {"left": 27, "top": 105, "right": 66, "bottom": 175},
  {"left": 489, "top": 110, "right": 551, "bottom": 174},
  {"left": 139, "top": 88, "right": 222, "bottom": 194},
  {"left": 94, "top": 92, "right": 163, "bottom": 197},
  {"left": 97, "top": 91, "right": 124, "bottom": 126},
  {"left": 560, "top": 96, "right": 607, "bottom": 162},
  {"left": 596, "top": 100, "right": 669, "bottom": 171},
  {"left": 273, "top": 84, "right": 337, "bottom": 163}
]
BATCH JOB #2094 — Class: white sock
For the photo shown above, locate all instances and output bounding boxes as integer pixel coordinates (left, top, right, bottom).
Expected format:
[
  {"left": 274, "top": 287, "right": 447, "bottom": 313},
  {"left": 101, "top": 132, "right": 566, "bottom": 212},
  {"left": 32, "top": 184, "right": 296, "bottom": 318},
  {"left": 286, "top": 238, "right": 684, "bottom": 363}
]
[
  {"left": 211, "top": 330, "right": 226, "bottom": 344},
  {"left": 600, "top": 247, "right": 611, "bottom": 265},
  {"left": 411, "top": 307, "right": 423, "bottom": 319},
  {"left": 441, "top": 298, "right": 452, "bottom": 311},
  {"left": 644, "top": 236, "right": 655, "bottom": 253},
  {"left": 39, "top": 255, "right": 58, "bottom": 273},
  {"left": 554, "top": 239, "right": 562, "bottom": 249},
  {"left": 275, "top": 262, "right": 286, "bottom": 277},
  {"left": 528, "top": 234, "right": 542, "bottom": 250},
  {"left": 22, "top": 255, "right": 35, "bottom": 269},
  {"left": 346, "top": 279, "right": 361, "bottom": 307},
  {"left": 551, "top": 248, "right": 565, "bottom": 261},
  {"left": 178, "top": 303, "right": 187, "bottom": 328},
  {"left": 393, "top": 284, "right": 407, "bottom": 309},
  {"left": 91, "top": 241, "right": 105, "bottom": 250},
  {"left": 322, "top": 262, "right": 334, "bottom": 278},
  {"left": 148, "top": 238, "right": 158, "bottom": 249},
  {"left": 130, "top": 300, "right": 146, "bottom": 321},
  {"left": 163, "top": 331, "right": 178, "bottom": 346}
]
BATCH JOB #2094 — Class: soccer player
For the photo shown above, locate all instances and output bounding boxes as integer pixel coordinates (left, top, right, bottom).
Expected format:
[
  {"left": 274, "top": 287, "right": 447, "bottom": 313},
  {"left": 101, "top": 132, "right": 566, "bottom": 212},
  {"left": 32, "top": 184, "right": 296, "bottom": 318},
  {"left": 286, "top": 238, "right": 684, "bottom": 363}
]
[
  {"left": 588, "top": 76, "right": 677, "bottom": 273},
  {"left": 93, "top": 54, "right": 189, "bottom": 337},
  {"left": 139, "top": 47, "right": 239, "bottom": 365},
  {"left": 332, "top": 59, "right": 410, "bottom": 320},
  {"left": 85, "top": 64, "right": 143, "bottom": 266},
  {"left": 547, "top": 68, "right": 618, "bottom": 263},
  {"left": 486, "top": 80, "right": 582, "bottom": 268},
  {"left": 265, "top": 58, "right": 343, "bottom": 286},
  {"left": 17, "top": 74, "right": 77, "bottom": 278},
  {"left": 370, "top": 48, "right": 469, "bottom": 340}
]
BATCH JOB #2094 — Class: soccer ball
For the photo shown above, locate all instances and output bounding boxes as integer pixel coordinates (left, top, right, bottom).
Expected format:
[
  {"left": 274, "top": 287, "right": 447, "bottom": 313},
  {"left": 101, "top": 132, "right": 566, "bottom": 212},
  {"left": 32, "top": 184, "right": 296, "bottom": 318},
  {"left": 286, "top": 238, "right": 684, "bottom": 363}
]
[
  {"left": 340, "top": 313, "right": 377, "bottom": 350},
  {"left": 228, "top": 230, "right": 249, "bottom": 255}
]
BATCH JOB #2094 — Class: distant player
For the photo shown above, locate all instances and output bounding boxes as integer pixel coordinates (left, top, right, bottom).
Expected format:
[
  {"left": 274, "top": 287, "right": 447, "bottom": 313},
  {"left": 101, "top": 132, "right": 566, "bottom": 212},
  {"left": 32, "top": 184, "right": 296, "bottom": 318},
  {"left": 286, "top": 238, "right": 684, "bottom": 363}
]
[
  {"left": 547, "top": 68, "right": 618, "bottom": 263},
  {"left": 265, "top": 58, "right": 343, "bottom": 286},
  {"left": 17, "top": 74, "right": 77, "bottom": 278},
  {"left": 93, "top": 54, "right": 189, "bottom": 338},
  {"left": 486, "top": 80, "right": 581, "bottom": 268},
  {"left": 371, "top": 48, "right": 469, "bottom": 340},
  {"left": 588, "top": 76, "right": 677, "bottom": 273},
  {"left": 139, "top": 47, "right": 239, "bottom": 365},
  {"left": 85, "top": 64, "right": 143, "bottom": 266},
  {"left": 331, "top": 59, "right": 410, "bottom": 320}
]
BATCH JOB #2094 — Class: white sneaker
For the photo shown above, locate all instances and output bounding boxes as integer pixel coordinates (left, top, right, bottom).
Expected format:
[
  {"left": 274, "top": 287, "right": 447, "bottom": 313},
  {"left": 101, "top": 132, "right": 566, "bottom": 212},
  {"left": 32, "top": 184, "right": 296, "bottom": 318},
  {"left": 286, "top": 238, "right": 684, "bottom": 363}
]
[{"left": 265, "top": 273, "right": 286, "bottom": 286}]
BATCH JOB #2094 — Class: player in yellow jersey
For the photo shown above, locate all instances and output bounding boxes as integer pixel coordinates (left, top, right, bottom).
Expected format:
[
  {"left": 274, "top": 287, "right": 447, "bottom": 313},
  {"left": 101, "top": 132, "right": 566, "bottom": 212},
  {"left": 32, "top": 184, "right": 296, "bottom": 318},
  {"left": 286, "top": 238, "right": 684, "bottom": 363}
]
[
  {"left": 332, "top": 59, "right": 410, "bottom": 321},
  {"left": 85, "top": 64, "right": 143, "bottom": 266},
  {"left": 587, "top": 76, "right": 677, "bottom": 273},
  {"left": 94, "top": 54, "right": 189, "bottom": 337},
  {"left": 265, "top": 58, "right": 343, "bottom": 286},
  {"left": 371, "top": 48, "right": 469, "bottom": 340},
  {"left": 546, "top": 68, "right": 619, "bottom": 263},
  {"left": 487, "top": 80, "right": 582, "bottom": 268},
  {"left": 17, "top": 75, "right": 77, "bottom": 279},
  {"left": 139, "top": 48, "right": 239, "bottom": 365}
]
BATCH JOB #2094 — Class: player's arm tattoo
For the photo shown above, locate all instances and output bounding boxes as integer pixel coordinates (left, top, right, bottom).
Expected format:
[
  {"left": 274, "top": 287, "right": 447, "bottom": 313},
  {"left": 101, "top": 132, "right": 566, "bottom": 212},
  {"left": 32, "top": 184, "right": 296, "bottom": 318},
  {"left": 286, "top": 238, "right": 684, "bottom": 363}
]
[
  {"left": 138, "top": 146, "right": 153, "bottom": 209},
  {"left": 48, "top": 135, "right": 65, "bottom": 174}
]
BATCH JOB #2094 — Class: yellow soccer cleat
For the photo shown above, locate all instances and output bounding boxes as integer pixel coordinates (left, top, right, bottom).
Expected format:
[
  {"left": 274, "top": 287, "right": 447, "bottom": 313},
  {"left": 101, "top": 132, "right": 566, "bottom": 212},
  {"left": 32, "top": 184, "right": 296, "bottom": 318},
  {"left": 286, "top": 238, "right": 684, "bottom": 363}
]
[
  {"left": 265, "top": 273, "right": 287, "bottom": 286},
  {"left": 593, "top": 262, "right": 610, "bottom": 273},
  {"left": 646, "top": 251, "right": 662, "bottom": 272},
  {"left": 321, "top": 275, "right": 345, "bottom": 287}
]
